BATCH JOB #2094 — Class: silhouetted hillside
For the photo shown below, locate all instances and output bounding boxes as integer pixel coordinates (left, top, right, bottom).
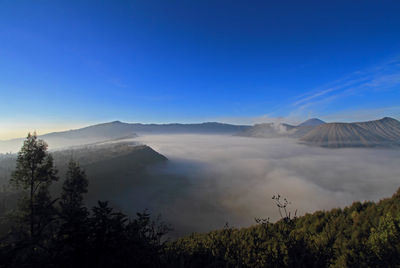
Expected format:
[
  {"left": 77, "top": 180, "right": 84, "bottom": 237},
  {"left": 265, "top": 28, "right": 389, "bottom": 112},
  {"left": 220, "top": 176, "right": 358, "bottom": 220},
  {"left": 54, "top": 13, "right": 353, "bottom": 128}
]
[{"left": 0, "top": 142, "right": 170, "bottom": 208}]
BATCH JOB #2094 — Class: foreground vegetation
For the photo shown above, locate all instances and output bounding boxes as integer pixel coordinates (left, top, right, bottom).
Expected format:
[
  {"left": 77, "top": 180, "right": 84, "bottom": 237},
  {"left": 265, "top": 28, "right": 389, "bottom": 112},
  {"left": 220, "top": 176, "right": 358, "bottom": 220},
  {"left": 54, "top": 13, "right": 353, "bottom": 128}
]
[
  {"left": 0, "top": 133, "right": 400, "bottom": 267},
  {"left": 168, "top": 191, "right": 400, "bottom": 267}
]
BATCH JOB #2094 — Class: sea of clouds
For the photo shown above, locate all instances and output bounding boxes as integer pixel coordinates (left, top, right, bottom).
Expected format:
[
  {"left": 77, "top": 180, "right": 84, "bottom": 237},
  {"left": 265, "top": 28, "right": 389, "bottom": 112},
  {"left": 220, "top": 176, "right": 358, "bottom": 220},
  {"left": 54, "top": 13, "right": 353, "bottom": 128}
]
[{"left": 114, "top": 134, "right": 400, "bottom": 237}]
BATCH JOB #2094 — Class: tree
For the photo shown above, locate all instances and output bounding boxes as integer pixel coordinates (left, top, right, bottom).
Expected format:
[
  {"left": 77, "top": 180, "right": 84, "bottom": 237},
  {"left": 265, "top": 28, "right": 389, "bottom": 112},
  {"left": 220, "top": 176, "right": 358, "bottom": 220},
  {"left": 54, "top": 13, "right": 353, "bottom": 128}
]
[
  {"left": 10, "top": 132, "right": 58, "bottom": 243},
  {"left": 368, "top": 213, "right": 400, "bottom": 267},
  {"left": 59, "top": 160, "right": 88, "bottom": 221},
  {"left": 55, "top": 160, "right": 89, "bottom": 266},
  {"left": 86, "top": 202, "right": 170, "bottom": 267}
]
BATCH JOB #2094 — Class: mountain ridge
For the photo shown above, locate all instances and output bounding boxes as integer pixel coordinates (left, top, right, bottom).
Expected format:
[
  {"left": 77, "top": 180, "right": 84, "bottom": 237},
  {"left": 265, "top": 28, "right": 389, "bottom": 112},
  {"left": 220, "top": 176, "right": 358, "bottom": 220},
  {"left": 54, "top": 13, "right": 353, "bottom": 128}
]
[
  {"left": 0, "top": 121, "right": 251, "bottom": 152},
  {"left": 300, "top": 117, "right": 400, "bottom": 148},
  {"left": 237, "top": 118, "right": 326, "bottom": 138}
]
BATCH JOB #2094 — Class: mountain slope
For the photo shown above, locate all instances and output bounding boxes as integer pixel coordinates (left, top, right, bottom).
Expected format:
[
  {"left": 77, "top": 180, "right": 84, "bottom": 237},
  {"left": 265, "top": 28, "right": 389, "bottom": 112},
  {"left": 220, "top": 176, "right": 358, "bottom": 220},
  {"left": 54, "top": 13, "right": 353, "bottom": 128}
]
[
  {"left": 0, "top": 141, "right": 174, "bottom": 207},
  {"left": 300, "top": 117, "right": 400, "bottom": 148}
]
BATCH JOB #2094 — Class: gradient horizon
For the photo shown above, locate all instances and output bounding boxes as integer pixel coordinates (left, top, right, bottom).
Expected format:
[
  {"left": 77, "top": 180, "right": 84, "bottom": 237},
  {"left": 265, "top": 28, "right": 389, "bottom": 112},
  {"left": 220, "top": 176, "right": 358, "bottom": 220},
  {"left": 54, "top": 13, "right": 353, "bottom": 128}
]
[{"left": 1, "top": 1, "right": 400, "bottom": 139}]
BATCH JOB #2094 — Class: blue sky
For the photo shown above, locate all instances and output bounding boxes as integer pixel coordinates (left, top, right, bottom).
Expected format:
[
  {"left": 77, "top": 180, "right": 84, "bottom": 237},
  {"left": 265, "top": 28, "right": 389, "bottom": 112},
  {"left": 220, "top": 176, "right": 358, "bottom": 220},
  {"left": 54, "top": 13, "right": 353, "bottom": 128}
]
[{"left": 1, "top": 0, "right": 400, "bottom": 138}]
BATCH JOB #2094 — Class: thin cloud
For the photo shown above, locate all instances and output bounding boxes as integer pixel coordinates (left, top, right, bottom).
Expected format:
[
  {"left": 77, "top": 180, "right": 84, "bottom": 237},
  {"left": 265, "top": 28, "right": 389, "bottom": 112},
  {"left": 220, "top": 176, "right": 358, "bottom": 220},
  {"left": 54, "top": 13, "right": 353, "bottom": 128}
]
[
  {"left": 364, "top": 73, "right": 400, "bottom": 89},
  {"left": 207, "top": 115, "right": 300, "bottom": 126},
  {"left": 321, "top": 106, "right": 400, "bottom": 122},
  {"left": 291, "top": 56, "right": 400, "bottom": 113}
]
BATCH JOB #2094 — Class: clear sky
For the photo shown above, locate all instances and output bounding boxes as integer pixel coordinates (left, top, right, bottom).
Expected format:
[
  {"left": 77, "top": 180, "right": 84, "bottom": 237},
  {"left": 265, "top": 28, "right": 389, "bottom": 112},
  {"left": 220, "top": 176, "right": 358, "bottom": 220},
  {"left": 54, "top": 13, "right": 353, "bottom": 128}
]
[{"left": 1, "top": 0, "right": 400, "bottom": 139}]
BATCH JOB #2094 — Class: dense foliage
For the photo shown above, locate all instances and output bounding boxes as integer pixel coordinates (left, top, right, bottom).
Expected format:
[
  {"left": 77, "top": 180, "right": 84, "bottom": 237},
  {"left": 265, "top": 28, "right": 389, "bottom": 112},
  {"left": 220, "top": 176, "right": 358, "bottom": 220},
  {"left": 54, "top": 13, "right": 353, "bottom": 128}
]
[
  {"left": 0, "top": 133, "right": 400, "bottom": 267},
  {"left": 165, "top": 191, "right": 400, "bottom": 267}
]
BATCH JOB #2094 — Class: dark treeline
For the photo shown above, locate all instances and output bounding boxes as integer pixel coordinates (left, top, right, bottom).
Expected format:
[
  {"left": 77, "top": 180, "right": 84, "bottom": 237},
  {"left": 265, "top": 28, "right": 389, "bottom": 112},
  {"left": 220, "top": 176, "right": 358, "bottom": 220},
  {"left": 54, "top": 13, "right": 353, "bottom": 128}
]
[
  {"left": 1, "top": 134, "right": 400, "bottom": 267},
  {"left": 0, "top": 134, "right": 170, "bottom": 268}
]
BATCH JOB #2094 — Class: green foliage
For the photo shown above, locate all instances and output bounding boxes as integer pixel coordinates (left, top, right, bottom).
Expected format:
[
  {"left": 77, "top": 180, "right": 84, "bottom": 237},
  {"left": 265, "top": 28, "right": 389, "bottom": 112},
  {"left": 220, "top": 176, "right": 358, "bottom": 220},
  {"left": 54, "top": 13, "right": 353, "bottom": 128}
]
[
  {"left": 368, "top": 213, "right": 400, "bottom": 266},
  {"left": 166, "top": 192, "right": 400, "bottom": 267},
  {"left": 0, "top": 133, "right": 58, "bottom": 267},
  {"left": 10, "top": 133, "right": 58, "bottom": 237},
  {"left": 11, "top": 133, "right": 58, "bottom": 191}
]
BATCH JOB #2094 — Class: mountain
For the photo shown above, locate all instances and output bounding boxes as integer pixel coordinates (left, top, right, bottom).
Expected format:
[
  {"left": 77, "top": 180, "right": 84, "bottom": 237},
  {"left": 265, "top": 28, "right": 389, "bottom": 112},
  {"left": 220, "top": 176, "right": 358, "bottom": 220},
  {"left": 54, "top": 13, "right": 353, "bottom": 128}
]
[
  {"left": 43, "top": 121, "right": 139, "bottom": 140},
  {"left": 115, "top": 121, "right": 251, "bottom": 134},
  {"left": 43, "top": 121, "right": 250, "bottom": 137},
  {"left": 300, "top": 117, "right": 400, "bottom": 148},
  {"left": 0, "top": 141, "right": 178, "bottom": 210},
  {"left": 237, "top": 119, "right": 325, "bottom": 138},
  {"left": 0, "top": 121, "right": 251, "bottom": 152},
  {"left": 52, "top": 142, "right": 170, "bottom": 206},
  {"left": 298, "top": 118, "right": 325, "bottom": 127}
]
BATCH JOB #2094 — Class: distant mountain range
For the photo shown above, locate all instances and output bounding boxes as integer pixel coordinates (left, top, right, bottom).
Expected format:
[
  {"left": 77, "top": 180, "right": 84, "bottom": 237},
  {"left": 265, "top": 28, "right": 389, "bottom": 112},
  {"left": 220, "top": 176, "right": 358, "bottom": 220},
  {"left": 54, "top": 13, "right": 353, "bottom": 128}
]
[
  {"left": 238, "top": 117, "right": 400, "bottom": 148},
  {"left": 43, "top": 120, "right": 251, "bottom": 139},
  {"left": 1, "top": 117, "right": 399, "bottom": 151},
  {"left": 0, "top": 121, "right": 251, "bottom": 152}
]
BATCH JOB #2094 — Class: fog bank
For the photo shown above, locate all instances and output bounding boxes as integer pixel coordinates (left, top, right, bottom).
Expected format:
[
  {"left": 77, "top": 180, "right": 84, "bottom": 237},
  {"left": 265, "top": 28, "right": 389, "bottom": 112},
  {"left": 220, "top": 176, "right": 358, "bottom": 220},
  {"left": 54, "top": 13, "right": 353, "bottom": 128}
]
[{"left": 117, "top": 134, "right": 400, "bottom": 236}]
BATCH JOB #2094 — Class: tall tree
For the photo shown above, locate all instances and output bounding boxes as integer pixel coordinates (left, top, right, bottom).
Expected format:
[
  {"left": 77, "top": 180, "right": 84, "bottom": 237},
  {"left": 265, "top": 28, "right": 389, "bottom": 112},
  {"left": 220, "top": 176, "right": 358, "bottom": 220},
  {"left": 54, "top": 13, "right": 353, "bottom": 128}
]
[
  {"left": 10, "top": 132, "right": 58, "bottom": 242},
  {"left": 56, "top": 160, "right": 89, "bottom": 266},
  {"left": 59, "top": 160, "right": 88, "bottom": 218}
]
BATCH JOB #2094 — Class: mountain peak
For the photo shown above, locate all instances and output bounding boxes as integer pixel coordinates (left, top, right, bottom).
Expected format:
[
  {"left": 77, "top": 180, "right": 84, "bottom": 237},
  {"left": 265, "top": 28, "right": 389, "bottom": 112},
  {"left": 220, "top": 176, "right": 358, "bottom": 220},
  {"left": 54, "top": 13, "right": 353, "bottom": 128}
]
[
  {"left": 380, "top": 117, "right": 398, "bottom": 122},
  {"left": 298, "top": 118, "right": 326, "bottom": 127},
  {"left": 110, "top": 120, "right": 123, "bottom": 124}
]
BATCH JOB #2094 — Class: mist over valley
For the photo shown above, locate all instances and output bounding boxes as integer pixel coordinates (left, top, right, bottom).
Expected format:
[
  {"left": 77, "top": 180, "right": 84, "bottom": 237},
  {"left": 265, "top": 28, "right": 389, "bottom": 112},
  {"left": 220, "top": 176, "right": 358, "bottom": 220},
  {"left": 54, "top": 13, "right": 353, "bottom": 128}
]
[
  {"left": 133, "top": 134, "right": 400, "bottom": 236},
  {"left": 2, "top": 118, "right": 400, "bottom": 237}
]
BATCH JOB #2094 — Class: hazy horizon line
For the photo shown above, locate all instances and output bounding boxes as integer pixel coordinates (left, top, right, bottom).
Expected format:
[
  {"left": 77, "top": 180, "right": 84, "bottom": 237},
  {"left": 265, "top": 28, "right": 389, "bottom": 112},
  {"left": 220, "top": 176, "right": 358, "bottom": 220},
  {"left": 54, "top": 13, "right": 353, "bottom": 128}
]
[{"left": 1, "top": 114, "right": 399, "bottom": 141}]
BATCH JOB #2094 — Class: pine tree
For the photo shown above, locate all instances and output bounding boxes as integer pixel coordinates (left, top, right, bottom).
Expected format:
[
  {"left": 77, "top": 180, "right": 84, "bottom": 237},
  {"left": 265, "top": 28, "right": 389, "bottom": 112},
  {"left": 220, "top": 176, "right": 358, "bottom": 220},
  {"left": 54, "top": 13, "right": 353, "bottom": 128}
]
[
  {"left": 7, "top": 133, "right": 58, "bottom": 267},
  {"left": 59, "top": 160, "right": 88, "bottom": 222},
  {"left": 56, "top": 160, "right": 89, "bottom": 266},
  {"left": 10, "top": 132, "right": 58, "bottom": 243}
]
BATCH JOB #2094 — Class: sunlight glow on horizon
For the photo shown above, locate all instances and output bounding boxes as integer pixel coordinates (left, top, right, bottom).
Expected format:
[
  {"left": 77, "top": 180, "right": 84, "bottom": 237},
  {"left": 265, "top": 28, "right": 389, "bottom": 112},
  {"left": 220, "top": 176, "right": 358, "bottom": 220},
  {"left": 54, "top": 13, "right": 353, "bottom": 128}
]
[{"left": 0, "top": 121, "right": 90, "bottom": 140}]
